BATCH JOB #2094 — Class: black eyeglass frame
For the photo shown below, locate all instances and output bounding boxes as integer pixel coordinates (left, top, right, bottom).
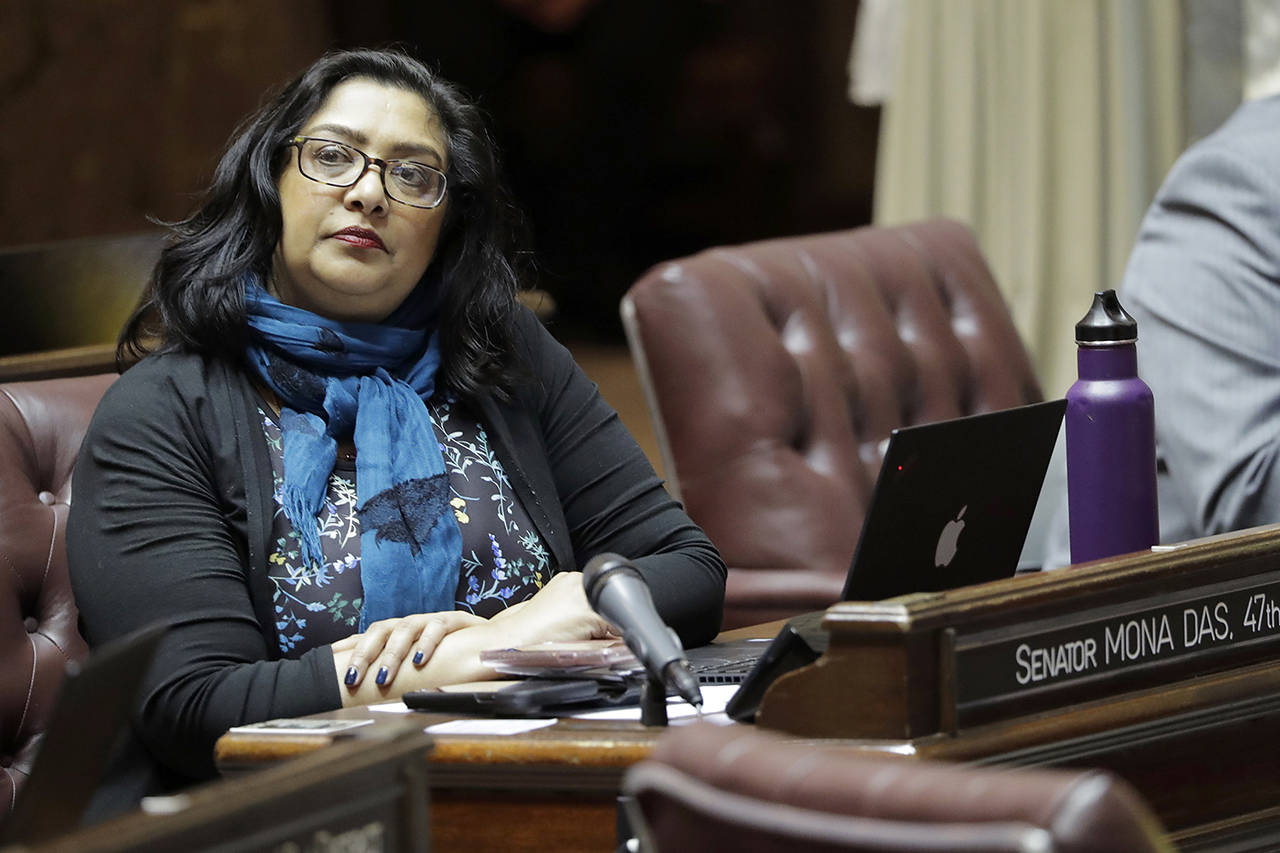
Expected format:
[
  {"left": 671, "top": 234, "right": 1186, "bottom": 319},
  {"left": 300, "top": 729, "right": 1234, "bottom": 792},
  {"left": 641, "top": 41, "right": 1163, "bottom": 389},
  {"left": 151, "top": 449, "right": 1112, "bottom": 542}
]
[{"left": 284, "top": 135, "right": 448, "bottom": 209}]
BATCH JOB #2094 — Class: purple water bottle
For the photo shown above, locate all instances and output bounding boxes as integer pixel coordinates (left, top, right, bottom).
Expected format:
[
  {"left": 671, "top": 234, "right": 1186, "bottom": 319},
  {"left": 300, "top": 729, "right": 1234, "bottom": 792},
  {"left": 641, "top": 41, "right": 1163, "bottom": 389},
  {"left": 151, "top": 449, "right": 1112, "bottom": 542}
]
[{"left": 1066, "top": 290, "right": 1159, "bottom": 564}]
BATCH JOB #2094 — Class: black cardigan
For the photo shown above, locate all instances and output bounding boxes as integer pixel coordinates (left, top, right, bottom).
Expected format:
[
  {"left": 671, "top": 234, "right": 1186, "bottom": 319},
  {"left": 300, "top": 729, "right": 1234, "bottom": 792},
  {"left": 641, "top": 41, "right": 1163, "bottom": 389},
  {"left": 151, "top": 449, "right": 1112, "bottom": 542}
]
[{"left": 67, "top": 309, "right": 725, "bottom": 803}]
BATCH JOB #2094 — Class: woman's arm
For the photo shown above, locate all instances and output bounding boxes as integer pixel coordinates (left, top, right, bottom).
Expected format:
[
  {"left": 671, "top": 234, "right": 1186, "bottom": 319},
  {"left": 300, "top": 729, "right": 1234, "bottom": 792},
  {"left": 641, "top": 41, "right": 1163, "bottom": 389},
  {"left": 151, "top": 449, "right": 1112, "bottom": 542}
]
[
  {"left": 515, "top": 312, "right": 728, "bottom": 647},
  {"left": 331, "top": 572, "right": 613, "bottom": 704},
  {"left": 68, "top": 358, "right": 341, "bottom": 781}
]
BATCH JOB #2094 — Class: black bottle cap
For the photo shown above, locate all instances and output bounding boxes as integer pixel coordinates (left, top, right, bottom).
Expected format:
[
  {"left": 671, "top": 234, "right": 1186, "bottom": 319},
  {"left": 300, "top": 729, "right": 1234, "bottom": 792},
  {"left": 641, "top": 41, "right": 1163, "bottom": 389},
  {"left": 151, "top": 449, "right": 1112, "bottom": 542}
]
[{"left": 1075, "top": 289, "right": 1137, "bottom": 345}]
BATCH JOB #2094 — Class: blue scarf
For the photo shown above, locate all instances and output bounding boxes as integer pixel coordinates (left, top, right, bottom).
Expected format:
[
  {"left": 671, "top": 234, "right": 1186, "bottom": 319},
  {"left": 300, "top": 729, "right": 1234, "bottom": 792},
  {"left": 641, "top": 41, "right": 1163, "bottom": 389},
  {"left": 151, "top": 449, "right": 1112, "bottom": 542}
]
[{"left": 244, "top": 284, "right": 461, "bottom": 630}]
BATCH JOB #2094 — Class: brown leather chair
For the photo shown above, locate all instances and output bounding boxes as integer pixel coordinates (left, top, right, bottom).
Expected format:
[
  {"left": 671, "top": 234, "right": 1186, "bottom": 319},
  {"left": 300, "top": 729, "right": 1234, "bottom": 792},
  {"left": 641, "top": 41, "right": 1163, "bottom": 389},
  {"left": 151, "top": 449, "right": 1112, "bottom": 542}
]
[
  {"left": 0, "top": 374, "right": 116, "bottom": 820},
  {"left": 622, "top": 219, "right": 1043, "bottom": 627},
  {"left": 623, "top": 722, "right": 1172, "bottom": 853}
]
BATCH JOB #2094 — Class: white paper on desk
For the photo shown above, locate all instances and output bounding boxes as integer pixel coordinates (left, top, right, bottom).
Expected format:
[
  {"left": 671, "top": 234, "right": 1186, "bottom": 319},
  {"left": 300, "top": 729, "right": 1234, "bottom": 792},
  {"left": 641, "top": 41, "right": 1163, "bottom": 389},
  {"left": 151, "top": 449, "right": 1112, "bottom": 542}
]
[
  {"left": 425, "top": 718, "right": 557, "bottom": 736},
  {"left": 227, "top": 718, "right": 375, "bottom": 735},
  {"left": 369, "top": 700, "right": 412, "bottom": 713},
  {"left": 570, "top": 684, "right": 739, "bottom": 722}
]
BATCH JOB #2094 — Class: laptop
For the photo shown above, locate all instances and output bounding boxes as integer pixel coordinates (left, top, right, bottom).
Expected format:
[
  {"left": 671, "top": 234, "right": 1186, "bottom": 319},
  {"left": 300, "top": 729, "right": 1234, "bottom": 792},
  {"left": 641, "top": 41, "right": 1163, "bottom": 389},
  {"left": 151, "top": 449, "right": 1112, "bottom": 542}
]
[
  {"left": 686, "top": 399, "right": 1067, "bottom": 688},
  {"left": 0, "top": 623, "right": 165, "bottom": 847}
]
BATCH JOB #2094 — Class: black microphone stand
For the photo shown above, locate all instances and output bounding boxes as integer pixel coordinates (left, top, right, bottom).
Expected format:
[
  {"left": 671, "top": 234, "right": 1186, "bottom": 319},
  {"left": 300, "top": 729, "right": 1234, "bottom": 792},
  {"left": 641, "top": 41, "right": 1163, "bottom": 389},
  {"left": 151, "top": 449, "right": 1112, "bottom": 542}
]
[{"left": 639, "top": 672, "right": 668, "bottom": 727}]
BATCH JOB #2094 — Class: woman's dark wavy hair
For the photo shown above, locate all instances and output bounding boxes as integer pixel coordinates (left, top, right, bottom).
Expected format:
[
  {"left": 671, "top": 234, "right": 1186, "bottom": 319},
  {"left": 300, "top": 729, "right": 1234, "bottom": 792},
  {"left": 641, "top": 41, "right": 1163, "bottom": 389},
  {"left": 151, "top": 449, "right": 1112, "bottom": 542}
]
[{"left": 120, "top": 48, "right": 527, "bottom": 399}]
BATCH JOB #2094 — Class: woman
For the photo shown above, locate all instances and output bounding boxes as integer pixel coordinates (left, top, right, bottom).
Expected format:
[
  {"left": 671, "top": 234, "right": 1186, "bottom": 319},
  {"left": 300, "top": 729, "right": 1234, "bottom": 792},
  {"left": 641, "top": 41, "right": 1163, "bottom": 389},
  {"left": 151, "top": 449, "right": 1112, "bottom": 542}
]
[{"left": 67, "top": 48, "right": 725, "bottom": 804}]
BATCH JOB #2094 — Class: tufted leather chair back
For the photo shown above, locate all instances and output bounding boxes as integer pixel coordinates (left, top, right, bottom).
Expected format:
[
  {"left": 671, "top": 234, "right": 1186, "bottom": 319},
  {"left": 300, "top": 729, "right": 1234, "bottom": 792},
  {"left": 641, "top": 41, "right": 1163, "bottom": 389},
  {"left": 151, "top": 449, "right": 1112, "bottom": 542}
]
[
  {"left": 623, "top": 722, "right": 1173, "bottom": 853},
  {"left": 0, "top": 373, "right": 115, "bottom": 818},
  {"left": 622, "top": 219, "right": 1042, "bottom": 628}
]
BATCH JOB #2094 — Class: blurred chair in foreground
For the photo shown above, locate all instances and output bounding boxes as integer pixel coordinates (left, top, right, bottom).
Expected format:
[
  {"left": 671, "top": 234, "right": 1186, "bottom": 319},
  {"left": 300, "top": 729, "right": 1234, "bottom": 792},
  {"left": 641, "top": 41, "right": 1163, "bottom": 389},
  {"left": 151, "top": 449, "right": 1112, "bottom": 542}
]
[
  {"left": 622, "top": 722, "right": 1172, "bottom": 853},
  {"left": 0, "top": 374, "right": 116, "bottom": 822},
  {"left": 11, "top": 727, "right": 432, "bottom": 852},
  {"left": 622, "top": 219, "right": 1042, "bottom": 627}
]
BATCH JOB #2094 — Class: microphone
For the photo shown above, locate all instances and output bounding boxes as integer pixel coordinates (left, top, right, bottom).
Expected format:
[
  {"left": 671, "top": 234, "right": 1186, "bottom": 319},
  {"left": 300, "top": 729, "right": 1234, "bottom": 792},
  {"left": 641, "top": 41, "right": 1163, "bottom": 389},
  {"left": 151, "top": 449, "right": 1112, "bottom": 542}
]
[{"left": 582, "top": 553, "right": 703, "bottom": 709}]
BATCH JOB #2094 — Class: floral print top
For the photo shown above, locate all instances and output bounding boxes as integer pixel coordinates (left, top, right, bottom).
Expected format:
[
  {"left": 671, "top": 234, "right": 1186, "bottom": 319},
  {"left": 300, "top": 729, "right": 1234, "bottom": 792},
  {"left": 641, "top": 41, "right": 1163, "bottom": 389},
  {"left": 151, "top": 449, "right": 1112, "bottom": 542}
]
[{"left": 261, "top": 395, "right": 552, "bottom": 657}]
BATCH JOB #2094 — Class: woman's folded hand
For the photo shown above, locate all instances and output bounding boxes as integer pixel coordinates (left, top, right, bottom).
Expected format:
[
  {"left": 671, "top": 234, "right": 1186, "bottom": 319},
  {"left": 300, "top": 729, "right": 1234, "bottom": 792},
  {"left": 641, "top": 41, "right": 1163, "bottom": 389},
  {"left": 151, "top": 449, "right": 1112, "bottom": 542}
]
[
  {"left": 334, "top": 610, "right": 485, "bottom": 688},
  {"left": 487, "top": 571, "right": 616, "bottom": 646},
  {"left": 331, "top": 572, "right": 616, "bottom": 699}
]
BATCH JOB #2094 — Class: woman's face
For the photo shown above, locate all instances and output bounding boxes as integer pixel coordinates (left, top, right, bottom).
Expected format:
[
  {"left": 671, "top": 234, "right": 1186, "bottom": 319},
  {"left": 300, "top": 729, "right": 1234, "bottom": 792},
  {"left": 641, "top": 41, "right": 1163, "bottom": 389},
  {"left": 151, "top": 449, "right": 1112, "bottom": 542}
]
[{"left": 272, "top": 77, "right": 449, "bottom": 323}]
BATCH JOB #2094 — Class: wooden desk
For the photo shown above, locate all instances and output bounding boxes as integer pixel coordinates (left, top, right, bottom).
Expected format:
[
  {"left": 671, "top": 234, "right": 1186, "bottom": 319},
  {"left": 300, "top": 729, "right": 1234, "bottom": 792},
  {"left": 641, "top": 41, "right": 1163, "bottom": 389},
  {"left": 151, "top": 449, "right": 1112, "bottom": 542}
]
[
  {"left": 217, "top": 621, "right": 780, "bottom": 853},
  {"left": 219, "top": 711, "right": 658, "bottom": 853},
  {"left": 215, "top": 528, "right": 1280, "bottom": 853},
  {"left": 216, "top": 687, "right": 1277, "bottom": 853}
]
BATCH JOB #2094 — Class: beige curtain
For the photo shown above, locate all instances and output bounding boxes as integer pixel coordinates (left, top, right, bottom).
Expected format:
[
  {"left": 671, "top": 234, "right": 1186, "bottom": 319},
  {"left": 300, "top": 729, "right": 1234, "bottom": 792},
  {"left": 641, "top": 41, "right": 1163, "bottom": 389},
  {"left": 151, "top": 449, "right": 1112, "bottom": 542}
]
[{"left": 873, "top": 0, "right": 1183, "bottom": 397}]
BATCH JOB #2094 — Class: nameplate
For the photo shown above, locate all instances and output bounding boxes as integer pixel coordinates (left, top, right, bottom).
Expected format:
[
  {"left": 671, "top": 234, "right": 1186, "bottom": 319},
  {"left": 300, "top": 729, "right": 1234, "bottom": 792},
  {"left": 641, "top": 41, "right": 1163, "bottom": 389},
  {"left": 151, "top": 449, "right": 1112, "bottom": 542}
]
[{"left": 951, "top": 569, "right": 1280, "bottom": 725}]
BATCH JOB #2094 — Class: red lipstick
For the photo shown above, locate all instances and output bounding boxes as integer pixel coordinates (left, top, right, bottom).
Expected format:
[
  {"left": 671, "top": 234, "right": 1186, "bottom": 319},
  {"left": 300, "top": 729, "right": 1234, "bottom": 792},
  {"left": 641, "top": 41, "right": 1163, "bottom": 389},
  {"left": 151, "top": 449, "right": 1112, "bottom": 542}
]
[{"left": 332, "top": 226, "right": 386, "bottom": 251}]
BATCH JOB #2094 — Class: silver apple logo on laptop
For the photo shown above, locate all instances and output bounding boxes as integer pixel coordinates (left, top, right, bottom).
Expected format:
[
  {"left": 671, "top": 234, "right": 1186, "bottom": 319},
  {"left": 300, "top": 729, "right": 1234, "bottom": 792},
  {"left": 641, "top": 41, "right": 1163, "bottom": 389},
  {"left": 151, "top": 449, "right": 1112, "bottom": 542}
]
[{"left": 934, "top": 505, "right": 967, "bottom": 567}]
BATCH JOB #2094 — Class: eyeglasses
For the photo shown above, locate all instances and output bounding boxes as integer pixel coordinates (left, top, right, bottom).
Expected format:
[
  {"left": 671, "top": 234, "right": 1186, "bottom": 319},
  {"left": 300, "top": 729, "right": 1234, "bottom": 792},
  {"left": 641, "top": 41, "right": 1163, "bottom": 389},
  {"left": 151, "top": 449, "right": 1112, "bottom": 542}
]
[{"left": 285, "top": 136, "right": 448, "bottom": 209}]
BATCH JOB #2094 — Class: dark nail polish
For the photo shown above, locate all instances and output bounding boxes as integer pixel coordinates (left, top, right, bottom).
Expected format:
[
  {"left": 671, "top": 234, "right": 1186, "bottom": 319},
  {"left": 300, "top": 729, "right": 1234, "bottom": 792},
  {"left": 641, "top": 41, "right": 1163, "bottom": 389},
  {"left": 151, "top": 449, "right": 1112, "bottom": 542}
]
[
  {"left": 344, "top": 666, "right": 358, "bottom": 686},
  {"left": 413, "top": 651, "right": 424, "bottom": 665},
  {"left": 375, "top": 666, "right": 388, "bottom": 686}
]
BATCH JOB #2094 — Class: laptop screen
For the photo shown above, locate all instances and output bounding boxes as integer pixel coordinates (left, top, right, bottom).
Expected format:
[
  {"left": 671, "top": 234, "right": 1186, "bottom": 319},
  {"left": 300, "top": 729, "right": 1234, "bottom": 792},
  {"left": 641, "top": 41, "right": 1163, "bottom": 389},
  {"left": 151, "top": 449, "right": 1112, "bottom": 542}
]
[
  {"left": 687, "top": 400, "right": 1066, "bottom": 693},
  {"left": 841, "top": 399, "right": 1066, "bottom": 602}
]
